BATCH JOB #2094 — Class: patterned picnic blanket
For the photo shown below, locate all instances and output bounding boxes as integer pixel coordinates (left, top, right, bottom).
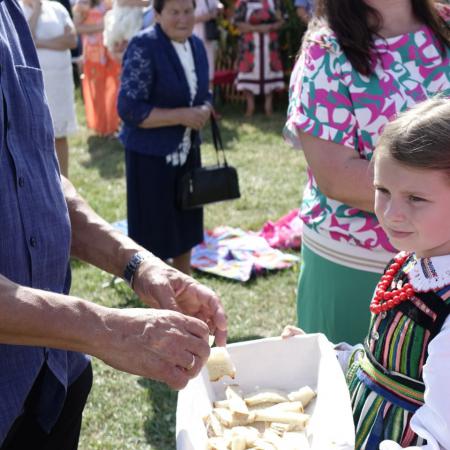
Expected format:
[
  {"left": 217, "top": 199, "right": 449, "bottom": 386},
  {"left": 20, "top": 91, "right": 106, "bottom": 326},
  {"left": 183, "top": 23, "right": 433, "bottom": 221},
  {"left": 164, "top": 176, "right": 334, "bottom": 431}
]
[
  {"left": 112, "top": 209, "right": 302, "bottom": 282},
  {"left": 191, "top": 226, "right": 299, "bottom": 282}
]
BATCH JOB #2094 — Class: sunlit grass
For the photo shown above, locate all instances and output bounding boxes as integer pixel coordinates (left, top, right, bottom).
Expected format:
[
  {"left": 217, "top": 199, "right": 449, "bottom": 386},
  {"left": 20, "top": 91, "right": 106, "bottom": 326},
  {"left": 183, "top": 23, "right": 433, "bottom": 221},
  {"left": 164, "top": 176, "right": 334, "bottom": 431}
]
[{"left": 70, "top": 95, "right": 307, "bottom": 449}]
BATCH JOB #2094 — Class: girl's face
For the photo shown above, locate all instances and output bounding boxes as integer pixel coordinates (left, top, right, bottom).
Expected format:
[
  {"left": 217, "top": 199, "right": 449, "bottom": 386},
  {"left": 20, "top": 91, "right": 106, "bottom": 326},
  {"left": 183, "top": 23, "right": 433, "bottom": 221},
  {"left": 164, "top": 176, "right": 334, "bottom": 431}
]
[
  {"left": 374, "top": 152, "right": 450, "bottom": 258},
  {"left": 156, "top": 0, "right": 195, "bottom": 43}
]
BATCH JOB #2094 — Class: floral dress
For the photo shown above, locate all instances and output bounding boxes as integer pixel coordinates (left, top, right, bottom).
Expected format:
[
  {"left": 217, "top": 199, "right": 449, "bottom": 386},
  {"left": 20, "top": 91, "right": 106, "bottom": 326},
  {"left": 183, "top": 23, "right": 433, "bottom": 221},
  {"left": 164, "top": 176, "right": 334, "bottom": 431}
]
[
  {"left": 234, "top": 0, "right": 285, "bottom": 94},
  {"left": 75, "top": 0, "right": 121, "bottom": 136}
]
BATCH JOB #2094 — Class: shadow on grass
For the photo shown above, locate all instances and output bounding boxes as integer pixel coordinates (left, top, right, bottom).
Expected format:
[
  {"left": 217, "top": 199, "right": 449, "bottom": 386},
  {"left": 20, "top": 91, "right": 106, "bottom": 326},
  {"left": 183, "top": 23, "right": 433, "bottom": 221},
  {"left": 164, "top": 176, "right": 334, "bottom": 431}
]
[
  {"left": 83, "top": 135, "right": 125, "bottom": 179},
  {"left": 138, "top": 334, "right": 264, "bottom": 449},
  {"left": 204, "top": 95, "right": 289, "bottom": 150}
]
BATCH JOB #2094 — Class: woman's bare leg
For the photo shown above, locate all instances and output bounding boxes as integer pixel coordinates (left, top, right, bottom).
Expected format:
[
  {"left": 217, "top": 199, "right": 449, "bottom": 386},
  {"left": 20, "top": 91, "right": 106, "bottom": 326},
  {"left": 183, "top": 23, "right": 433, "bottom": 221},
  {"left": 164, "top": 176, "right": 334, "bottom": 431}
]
[
  {"left": 264, "top": 92, "right": 273, "bottom": 116},
  {"left": 172, "top": 250, "right": 192, "bottom": 275},
  {"left": 55, "top": 137, "right": 69, "bottom": 178},
  {"left": 244, "top": 90, "right": 255, "bottom": 117}
]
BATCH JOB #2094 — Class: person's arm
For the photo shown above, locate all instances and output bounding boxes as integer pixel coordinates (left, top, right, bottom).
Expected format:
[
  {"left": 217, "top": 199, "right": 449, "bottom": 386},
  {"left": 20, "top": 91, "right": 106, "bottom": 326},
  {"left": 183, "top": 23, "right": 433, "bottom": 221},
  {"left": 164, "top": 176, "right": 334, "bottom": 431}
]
[
  {"left": 62, "top": 177, "right": 227, "bottom": 346},
  {"left": 72, "top": 3, "right": 104, "bottom": 34},
  {"left": 25, "top": 0, "right": 42, "bottom": 38},
  {"left": 298, "top": 131, "right": 375, "bottom": 212},
  {"left": 379, "top": 316, "right": 450, "bottom": 450},
  {"left": 235, "top": 21, "right": 271, "bottom": 33},
  {"left": 234, "top": 0, "right": 266, "bottom": 33},
  {"left": 285, "top": 36, "right": 375, "bottom": 212},
  {"left": 138, "top": 106, "right": 211, "bottom": 129},
  {"left": 0, "top": 272, "right": 211, "bottom": 389},
  {"left": 74, "top": 19, "right": 103, "bottom": 34},
  {"left": 35, "top": 24, "right": 78, "bottom": 50}
]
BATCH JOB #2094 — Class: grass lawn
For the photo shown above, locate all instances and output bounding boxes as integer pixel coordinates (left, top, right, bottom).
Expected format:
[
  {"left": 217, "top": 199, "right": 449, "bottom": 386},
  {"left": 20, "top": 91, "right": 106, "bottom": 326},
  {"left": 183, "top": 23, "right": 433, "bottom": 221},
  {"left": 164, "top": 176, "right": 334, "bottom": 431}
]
[{"left": 69, "top": 94, "right": 307, "bottom": 449}]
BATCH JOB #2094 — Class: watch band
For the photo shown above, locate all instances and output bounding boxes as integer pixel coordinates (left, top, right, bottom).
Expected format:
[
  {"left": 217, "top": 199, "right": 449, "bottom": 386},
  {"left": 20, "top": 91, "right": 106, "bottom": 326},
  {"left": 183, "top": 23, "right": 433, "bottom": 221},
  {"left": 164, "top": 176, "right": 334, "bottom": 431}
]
[{"left": 123, "top": 251, "right": 150, "bottom": 288}]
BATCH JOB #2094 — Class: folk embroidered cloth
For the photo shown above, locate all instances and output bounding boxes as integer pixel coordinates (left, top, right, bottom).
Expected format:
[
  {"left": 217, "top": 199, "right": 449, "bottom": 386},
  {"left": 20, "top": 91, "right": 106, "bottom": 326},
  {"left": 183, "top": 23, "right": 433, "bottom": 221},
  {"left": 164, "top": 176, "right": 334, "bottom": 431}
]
[{"left": 347, "top": 254, "right": 450, "bottom": 449}]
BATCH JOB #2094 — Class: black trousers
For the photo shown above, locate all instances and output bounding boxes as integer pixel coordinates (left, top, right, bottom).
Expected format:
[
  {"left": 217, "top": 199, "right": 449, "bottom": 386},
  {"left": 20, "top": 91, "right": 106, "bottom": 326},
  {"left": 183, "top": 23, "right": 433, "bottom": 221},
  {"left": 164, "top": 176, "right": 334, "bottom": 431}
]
[{"left": 1, "top": 363, "right": 93, "bottom": 450}]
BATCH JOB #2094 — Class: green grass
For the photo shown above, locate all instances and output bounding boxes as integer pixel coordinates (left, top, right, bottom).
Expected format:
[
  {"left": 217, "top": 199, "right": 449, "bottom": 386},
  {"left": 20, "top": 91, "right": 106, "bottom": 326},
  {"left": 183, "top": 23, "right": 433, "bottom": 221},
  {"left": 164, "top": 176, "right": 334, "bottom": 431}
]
[{"left": 70, "top": 95, "right": 307, "bottom": 449}]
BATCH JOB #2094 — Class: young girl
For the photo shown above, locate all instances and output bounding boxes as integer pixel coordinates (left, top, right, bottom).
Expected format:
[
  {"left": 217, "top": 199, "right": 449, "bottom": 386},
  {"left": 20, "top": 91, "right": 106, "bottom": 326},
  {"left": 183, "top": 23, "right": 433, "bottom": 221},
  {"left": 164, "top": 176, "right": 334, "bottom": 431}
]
[{"left": 285, "top": 97, "right": 450, "bottom": 450}]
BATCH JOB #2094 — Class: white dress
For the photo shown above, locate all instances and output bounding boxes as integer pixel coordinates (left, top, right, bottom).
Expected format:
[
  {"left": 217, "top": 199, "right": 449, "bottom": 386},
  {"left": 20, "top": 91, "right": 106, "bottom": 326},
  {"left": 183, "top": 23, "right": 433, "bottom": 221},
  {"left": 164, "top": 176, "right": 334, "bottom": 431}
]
[
  {"left": 21, "top": 0, "right": 77, "bottom": 138},
  {"left": 193, "top": 0, "right": 219, "bottom": 81},
  {"left": 166, "top": 40, "right": 198, "bottom": 167}
]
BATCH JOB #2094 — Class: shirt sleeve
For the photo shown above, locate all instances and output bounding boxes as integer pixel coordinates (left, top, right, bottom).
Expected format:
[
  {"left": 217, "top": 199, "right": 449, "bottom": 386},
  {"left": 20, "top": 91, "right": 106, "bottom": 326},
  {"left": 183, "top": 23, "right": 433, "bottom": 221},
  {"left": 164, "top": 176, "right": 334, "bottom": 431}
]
[
  {"left": 117, "top": 34, "right": 155, "bottom": 126},
  {"left": 283, "top": 32, "right": 358, "bottom": 151},
  {"left": 379, "top": 315, "right": 450, "bottom": 450},
  {"left": 54, "top": 2, "right": 75, "bottom": 28},
  {"left": 194, "top": 0, "right": 209, "bottom": 17}
]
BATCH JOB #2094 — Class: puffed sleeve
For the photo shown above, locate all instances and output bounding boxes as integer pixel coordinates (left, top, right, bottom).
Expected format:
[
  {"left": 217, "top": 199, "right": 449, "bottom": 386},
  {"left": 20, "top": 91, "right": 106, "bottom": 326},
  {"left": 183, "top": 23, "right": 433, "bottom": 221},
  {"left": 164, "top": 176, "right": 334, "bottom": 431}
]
[
  {"left": 379, "top": 315, "right": 450, "bottom": 450},
  {"left": 117, "top": 34, "right": 155, "bottom": 126},
  {"left": 283, "top": 30, "right": 357, "bottom": 150},
  {"left": 53, "top": 2, "right": 74, "bottom": 28}
]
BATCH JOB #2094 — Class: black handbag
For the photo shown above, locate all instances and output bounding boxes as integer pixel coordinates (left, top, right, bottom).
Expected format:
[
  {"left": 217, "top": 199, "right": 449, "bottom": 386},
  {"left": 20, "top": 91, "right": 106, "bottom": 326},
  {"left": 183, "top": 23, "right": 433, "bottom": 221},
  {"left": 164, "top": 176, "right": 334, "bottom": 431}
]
[
  {"left": 204, "top": 19, "right": 220, "bottom": 40},
  {"left": 176, "top": 115, "right": 241, "bottom": 210},
  {"left": 204, "top": 0, "right": 220, "bottom": 41}
]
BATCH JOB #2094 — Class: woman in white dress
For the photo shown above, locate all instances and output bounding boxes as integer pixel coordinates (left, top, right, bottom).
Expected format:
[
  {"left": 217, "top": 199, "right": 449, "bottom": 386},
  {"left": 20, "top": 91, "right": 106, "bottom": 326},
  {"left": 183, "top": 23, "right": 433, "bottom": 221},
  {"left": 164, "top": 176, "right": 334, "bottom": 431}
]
[
  {"left": 193, "top": 0, "right": 221, "bottom": 88},
  {"left": 21, "top": 0, "right": 78, "bottom": 177}
]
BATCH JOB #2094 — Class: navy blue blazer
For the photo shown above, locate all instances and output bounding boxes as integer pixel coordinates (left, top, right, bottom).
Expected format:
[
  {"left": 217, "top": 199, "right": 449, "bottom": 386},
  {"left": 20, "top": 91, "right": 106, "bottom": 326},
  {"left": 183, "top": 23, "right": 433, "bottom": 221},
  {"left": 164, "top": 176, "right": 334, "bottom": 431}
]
[{"left": 118, "top": 24, "right": 211, "bottom": 156}]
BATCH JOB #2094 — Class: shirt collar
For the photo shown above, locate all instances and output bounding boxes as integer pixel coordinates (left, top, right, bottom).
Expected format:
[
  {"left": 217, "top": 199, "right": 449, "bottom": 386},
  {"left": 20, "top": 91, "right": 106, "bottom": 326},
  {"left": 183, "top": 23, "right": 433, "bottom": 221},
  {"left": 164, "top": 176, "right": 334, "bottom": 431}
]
[{"left": 405, "top": 254, "right": 450, "bottom": 292}]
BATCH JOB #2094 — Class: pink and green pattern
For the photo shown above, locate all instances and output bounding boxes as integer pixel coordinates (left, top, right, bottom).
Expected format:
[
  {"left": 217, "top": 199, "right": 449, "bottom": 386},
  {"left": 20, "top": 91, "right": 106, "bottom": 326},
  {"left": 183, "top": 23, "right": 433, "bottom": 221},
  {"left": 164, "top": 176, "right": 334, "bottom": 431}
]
[{"left": 284, "top": 7, "right": 450, "bottom": 253}]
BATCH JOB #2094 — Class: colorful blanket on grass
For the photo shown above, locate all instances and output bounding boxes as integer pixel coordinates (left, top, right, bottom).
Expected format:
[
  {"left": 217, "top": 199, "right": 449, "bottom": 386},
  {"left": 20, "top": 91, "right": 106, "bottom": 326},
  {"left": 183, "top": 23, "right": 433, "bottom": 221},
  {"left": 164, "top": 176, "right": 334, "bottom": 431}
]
[
  {"left": 258, "top": 208, "right": 302, "bottom": 250},
  {"left": 191, "top": 226, "right": 299, "bottom": 282},
  {"left": 112, "top": 209, "right": 302, "bottom": 281}
]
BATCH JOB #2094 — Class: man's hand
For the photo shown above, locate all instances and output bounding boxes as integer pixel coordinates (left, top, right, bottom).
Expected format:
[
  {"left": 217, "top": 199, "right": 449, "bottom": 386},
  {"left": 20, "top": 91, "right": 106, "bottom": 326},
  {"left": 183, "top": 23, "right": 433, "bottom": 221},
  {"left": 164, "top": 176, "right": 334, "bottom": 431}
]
[
  {"left": 97, "top": 308, "right": 211, "bottom": 389},
  {"left": 133, "top": 258, "right": 227, "bottom": 347}
]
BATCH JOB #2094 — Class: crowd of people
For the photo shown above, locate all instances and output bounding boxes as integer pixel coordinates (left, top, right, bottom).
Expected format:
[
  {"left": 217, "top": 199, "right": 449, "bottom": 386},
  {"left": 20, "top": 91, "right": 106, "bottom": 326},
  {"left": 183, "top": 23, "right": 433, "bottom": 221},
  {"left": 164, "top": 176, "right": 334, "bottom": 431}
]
[{"left": 0, "top": 0, "right": 449, "bottom": 449}]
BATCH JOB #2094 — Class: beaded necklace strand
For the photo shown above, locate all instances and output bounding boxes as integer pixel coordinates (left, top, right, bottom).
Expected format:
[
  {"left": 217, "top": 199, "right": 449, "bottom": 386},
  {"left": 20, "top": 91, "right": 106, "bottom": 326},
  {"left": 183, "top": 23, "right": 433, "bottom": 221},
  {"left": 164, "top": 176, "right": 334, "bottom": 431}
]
[{"left": 370, "top": 252, "right": 415, "bottom": 314}]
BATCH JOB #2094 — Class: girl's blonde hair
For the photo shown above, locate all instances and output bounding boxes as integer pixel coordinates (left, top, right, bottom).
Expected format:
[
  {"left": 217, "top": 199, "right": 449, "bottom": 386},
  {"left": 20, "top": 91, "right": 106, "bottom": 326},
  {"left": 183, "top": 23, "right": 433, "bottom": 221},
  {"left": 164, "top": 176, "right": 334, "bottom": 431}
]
[{"left": 376, "top": 97, "right": 450, "bottom": 178}]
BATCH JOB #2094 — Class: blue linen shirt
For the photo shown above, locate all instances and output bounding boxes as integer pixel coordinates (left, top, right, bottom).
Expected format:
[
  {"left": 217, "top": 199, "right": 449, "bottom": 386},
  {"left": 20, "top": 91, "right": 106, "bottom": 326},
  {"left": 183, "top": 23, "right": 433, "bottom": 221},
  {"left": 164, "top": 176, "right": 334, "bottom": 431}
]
[{"left": 0, "top": 0, "right": 89, "bottom": 443}]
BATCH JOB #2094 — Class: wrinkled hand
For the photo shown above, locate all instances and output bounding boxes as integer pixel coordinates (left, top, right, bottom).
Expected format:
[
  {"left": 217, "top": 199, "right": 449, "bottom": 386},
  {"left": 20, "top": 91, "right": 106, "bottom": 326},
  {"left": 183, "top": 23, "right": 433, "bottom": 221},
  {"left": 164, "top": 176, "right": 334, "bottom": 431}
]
[
  {"left": 97, "top": 308, "right": 211, "bottom": 389},
  {"left": 281, "top": 325, "right": 305, "bottom": 339},
  {"left": 132, "top": 257, "right": 227, "bottom": 346},
  {"left": 180, "top": 105, "right": 211, "bottom": 130}
]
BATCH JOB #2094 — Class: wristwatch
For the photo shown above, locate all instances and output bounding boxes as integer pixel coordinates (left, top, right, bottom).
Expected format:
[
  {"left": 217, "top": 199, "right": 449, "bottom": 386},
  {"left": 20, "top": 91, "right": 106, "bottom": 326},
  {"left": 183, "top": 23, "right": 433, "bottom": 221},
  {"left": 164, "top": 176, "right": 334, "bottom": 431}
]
[{"left": 123, "top": 251, "right": 150, "bottom": 288}]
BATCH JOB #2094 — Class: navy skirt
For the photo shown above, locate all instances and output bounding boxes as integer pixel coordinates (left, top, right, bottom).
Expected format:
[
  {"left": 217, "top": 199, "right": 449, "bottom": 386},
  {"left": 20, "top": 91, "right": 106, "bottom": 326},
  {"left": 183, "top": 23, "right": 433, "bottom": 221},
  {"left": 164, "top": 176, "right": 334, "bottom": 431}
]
[{"left": 125, "top": 147, "right": 203, "bottom": 260}]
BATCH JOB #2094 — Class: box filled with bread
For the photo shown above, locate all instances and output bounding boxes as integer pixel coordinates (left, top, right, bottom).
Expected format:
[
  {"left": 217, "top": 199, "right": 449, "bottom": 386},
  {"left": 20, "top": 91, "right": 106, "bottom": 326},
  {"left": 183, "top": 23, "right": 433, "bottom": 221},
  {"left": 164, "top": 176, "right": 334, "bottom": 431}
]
[{"left": 176, "top": 334, "right": 355, "bottom": 450}]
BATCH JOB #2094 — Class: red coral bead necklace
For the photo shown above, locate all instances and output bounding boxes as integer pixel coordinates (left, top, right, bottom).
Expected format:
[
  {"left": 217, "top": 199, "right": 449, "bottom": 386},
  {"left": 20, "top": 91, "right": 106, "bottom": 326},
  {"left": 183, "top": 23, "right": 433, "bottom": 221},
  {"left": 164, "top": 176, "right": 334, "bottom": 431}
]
[{"left": 370, "top": 252, "right": 415, "bottom": 315}]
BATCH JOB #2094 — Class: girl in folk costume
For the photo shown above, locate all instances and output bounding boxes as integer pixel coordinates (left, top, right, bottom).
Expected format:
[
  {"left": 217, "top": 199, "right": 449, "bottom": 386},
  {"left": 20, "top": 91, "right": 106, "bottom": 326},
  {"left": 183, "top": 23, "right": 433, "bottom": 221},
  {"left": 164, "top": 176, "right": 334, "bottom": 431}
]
[
  {"left": 233, "top": 0, "right": 285, "bottom": 117},
  {"left": 285, "top": 97, "right": 450, "bottom": 450}
]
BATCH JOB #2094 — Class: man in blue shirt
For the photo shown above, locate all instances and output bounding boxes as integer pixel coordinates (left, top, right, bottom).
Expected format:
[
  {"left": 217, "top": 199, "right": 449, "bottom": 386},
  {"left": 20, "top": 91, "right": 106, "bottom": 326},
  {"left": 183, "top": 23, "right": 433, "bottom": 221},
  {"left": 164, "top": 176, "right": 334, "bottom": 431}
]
[{"left": 0, "top": 1, "right": 227, "bottom": 448}]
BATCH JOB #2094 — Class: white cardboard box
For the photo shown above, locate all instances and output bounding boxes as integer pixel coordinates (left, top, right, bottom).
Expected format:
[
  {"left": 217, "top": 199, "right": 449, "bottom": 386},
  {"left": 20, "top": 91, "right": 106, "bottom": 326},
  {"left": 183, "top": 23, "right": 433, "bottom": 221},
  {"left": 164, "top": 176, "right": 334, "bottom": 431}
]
[{"left": 176, "top": 334, "right": 355, "bottom": 450}]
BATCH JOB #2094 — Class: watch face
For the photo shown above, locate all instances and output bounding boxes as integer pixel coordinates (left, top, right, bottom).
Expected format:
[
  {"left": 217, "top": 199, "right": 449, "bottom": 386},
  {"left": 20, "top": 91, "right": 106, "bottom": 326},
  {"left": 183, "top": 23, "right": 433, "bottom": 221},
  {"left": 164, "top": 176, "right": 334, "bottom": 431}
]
[{"left": 124, "top": 252, "right": 149, "bottom": 285}]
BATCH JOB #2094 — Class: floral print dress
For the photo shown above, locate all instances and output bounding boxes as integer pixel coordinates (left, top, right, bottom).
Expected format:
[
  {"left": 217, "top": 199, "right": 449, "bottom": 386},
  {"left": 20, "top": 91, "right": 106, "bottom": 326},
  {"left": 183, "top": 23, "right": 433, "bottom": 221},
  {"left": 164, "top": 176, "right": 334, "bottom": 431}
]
[
  {"left": 234, "top": 0, "right": 285, "bottom": 95},
  {"left": 284, "top": 5, "right": 450, "bottom": 272}
]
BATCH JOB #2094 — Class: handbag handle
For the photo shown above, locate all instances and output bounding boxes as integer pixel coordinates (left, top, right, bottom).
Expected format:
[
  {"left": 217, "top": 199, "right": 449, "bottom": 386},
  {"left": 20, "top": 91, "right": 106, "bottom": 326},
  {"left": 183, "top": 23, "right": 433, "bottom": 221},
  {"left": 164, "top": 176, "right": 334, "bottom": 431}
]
[{"left": 210, "top": 113, "right": 229, "bottom": 167}]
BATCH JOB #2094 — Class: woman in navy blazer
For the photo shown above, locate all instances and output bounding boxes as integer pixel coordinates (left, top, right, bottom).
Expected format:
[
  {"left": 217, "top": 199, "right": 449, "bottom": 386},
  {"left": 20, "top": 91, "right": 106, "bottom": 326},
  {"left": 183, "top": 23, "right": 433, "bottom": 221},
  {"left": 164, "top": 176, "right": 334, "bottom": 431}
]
[{"left": 118, "top": 0, "right": 212, "bottom": 274}]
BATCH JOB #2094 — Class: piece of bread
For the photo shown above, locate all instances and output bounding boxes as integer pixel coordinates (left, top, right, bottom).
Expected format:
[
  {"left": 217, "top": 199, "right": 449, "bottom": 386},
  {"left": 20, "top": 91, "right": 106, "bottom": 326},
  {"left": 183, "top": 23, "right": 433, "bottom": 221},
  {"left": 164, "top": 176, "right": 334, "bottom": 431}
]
[{"left": 207, "top": 347, "right": 236, "bottom": 382}]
